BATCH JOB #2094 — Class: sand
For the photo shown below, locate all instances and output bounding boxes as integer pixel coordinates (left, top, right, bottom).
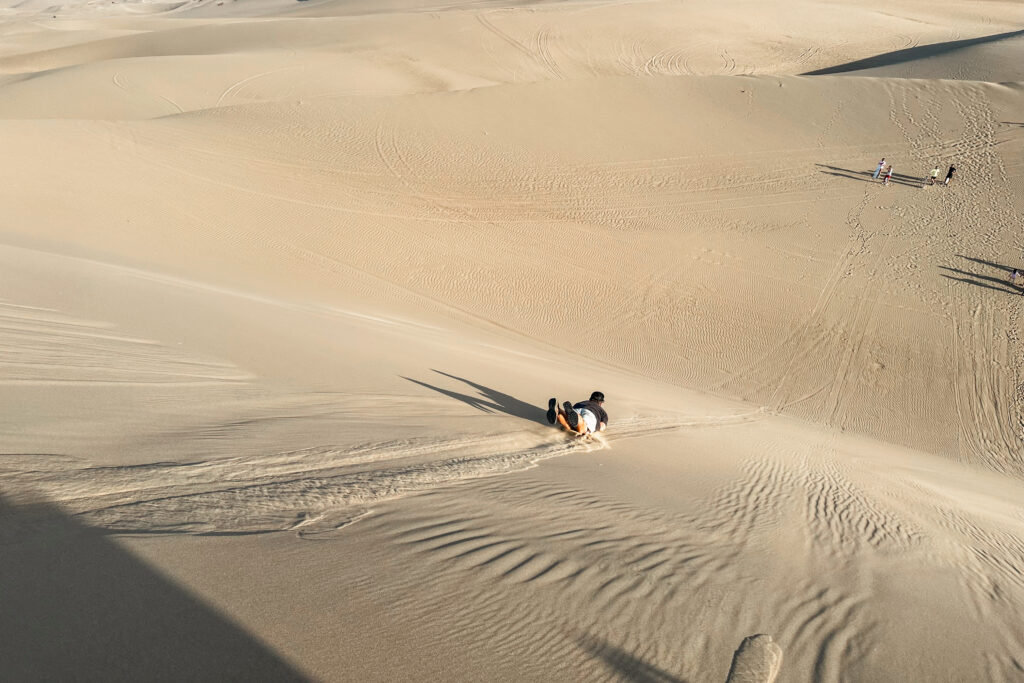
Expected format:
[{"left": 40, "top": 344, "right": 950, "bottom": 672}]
[{"left": 3, "top": 0, "right": 1024, "bottom": 680}]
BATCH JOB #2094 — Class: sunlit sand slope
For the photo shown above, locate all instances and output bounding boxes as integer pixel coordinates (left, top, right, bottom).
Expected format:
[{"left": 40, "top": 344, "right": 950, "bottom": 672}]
[{"left": 4, "top": 74, "right": 1024, "bottom": 468}]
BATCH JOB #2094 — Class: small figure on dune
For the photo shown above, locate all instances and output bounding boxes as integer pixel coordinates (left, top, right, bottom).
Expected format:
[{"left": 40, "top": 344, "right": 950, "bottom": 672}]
[
  {"left": 883, "top": 165, "right": 893, "bottom": 186},
  {"left": 926, "top": 165, "right": 940, "bottom": 186},
  {"left": 944, "top": 164, "right": 956, "bottom": 186},
  {"left": 1009, "top": 269, "right": 1023, "bottom": 294},
  {"left": 546, "top": 391, "right": 608, "bottom": 437},
  {"left": 872, "top": 158, "right": 886, "bottom": 179}
]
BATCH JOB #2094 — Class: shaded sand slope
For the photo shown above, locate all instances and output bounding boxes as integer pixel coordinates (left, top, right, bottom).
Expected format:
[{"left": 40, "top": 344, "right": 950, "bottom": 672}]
[
  {"left": 0, "top": 495, "right": 307, "bottom": 681},
  {"left": 806, "top": 29, "right": 1024, "bottom": 82}
]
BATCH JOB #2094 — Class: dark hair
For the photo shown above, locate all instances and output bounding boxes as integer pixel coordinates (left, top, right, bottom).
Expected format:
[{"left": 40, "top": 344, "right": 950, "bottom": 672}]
[{"left": 590, "top": 391, "right": 605, "bottom": 402}]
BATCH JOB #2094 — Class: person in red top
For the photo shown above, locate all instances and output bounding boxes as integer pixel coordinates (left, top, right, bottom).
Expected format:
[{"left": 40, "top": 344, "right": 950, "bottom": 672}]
[{"left": 546, "top": 392, "right": 608, "bottom": 435}]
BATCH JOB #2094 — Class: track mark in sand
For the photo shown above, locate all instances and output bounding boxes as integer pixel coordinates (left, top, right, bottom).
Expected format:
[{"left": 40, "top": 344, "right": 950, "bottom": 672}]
[
  {"left": 111, "top": 70, "right": 184, "bottom": 115},
  {"left": 815, "top": 101, "right": 844, "bottom": 149},
  {"left": 112, "top": 71, "right": 129, "bottom": 92},
  {"left": 0, "top": 432, "right": 584, "bottom": 536},
  {"left": 532, "top": 27, "right": 565, "bottom": 79},
  {"left": 821, "top": 216, "right": 891, "bottom": 428},
  {"left": 938, "top": 86, "right": 1024, "bottom": 471},
  {"left": 791, "top": 45, "right": 821, "bottom": 70},
  {"left": 895, "top": 33, "right": 918, "bottom": 50},
  {"left": 476, "top": 12, "right": 536, "bottom": 61},
  {"left": 642, "top": 45, "right": 688, "bottom": 76},
  {"left": 679, "top": 39, "right": 709, "bottom": 75},
  {"left": 949, "top": 304, "right": 1017, "bottom": 471},
  {"left": 476, "top": 12, "right": 563, "bottom": 79},
  {"left": 216, "top": 65, "right": 298, "bottom": 108},
  {"left": 157, "top": 94, "right": 184, "bottom": 115},
  {"left": 4, "top": 384, "right": 748, "bottom": 536},
  {"left": 369, "top": 111, "right": 504, "bottom": 264},
  {"left": 719, "top": 191, "right": 868, "bottom": 412},
  {"left": 719, "top": 47, "right": 736, "bottom": 74},
  {"left": 0, "top": 301, "right": 248, "bottom": 385},
  {"left": 12, "top": 391, "right": 759, "bottom": 536}
]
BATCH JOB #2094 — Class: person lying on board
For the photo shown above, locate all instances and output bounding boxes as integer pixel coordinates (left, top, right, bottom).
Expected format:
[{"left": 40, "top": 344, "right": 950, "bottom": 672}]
[{"left": 546, "top": 391, "right": 608, "bottom": 436}]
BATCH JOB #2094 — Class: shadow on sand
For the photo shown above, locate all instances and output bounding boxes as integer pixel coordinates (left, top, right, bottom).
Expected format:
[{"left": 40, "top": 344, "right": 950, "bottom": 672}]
[
  {"left": 803, "top": 28, "right": 1024, "bottom": 75},
  {"left": 577, "top": 633, "right": 686, "bottom": 683},
  {"left": 0, "top": 492, "right": 307, "bottom": 681},
  {"left": 402, "top": 370, "right": 546, "bottom": 423},
  {"left": 940, "top": 255, "right": 1024, "bottom": 296},
  {"left": 816, "top": 164, "right": 927, "bottom": 188}
]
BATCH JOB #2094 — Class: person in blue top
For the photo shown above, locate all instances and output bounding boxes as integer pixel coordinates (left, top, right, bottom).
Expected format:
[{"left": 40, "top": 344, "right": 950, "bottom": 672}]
[{"left": 546, "top": 391, "right": 609, "bottom": 436}]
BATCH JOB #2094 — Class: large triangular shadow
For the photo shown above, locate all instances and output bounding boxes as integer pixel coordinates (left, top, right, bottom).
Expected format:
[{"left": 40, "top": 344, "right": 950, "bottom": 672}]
[
  {"left": 803, "top": 28, "right": 1024, "bottom": 75},
  {"left": 0, "top": 493, "right": 308, "bottom": 681}
]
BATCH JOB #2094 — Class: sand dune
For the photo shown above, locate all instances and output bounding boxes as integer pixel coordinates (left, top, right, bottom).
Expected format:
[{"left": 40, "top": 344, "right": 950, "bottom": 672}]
[{"left": 4, "top": 0, "right": 1024, "bottom": 680}]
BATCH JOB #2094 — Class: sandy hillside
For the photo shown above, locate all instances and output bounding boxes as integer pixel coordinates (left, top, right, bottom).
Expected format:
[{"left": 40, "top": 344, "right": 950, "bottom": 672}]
[{"left": 4, "top": 0, "right": 1024, "bottom": 680}]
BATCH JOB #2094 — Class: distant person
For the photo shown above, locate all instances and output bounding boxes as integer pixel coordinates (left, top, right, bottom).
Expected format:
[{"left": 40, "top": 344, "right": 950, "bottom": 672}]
[
  {"left": 1010, "top": 269, "right": 1022, "bottom": 291},
  {"left": 944, "top": 164, "right": 956, "bottom": 186},
  {"left": 883, "top": 165, "right": 893, "bottom": 186},
  {"left": 872, "top": 158, "right": 886, "bottom": 179},
  {"left": 927, "top": 165, "right": 940, "bottom": 186},
  {"left": 546, "top": 392, "right": 608, "bottom": 436}
]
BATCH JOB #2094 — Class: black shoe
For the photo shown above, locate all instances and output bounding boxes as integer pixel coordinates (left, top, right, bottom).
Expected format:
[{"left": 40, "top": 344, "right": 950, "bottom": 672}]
[
  {"left": 563, "top": 401, "right": 579, "bottom": 431},
  {"left": 546, "top": 398, "right": 557, "bottom": 424}
]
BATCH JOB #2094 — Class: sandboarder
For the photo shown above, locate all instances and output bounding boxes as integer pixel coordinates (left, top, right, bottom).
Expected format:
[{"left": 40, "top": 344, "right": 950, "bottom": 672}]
[
  {"left": 872, "top": 158, "right": 886, "bottom": 179},
  {"left": 944, "top": 164, "right": 956, "bottom": 186},
  {"left": 546, "top": 391, "right": 608, "bottom": 436},
  {"left": 1010, "top": 269, "right": 1022, "bottom": 294}
]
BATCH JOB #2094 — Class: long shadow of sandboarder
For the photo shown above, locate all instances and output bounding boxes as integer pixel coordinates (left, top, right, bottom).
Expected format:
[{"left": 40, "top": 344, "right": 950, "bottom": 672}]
[
  {"left": 815, "top": 163, "right": 923, "bottom": 188},
  {"left": 402, "top": 370, "right": 546, "bottom": 424},
  {"left": 940, "top": 255, "right": 1024, "bottom": 295},
  {"left": 958, "top": 254, "right": 1019, "bottom": 273}
]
